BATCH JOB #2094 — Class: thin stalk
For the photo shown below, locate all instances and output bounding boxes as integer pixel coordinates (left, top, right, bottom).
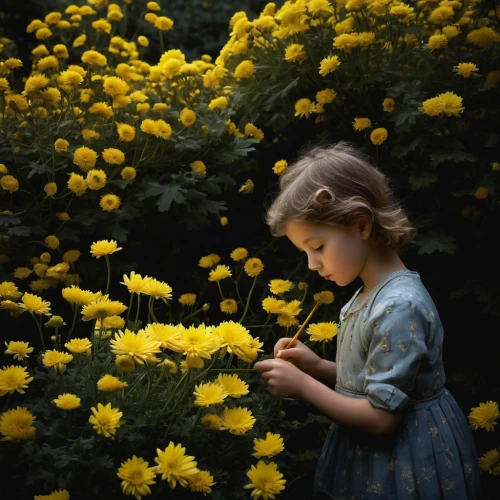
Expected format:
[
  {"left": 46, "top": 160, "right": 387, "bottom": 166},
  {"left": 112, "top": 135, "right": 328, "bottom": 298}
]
[
  {"left": 33, "top": 314, "right": 45, "bottom": 351},
  {"left": 148, "top": 296, "right": 158, "bottom": 323},
  {"left": 216, "top": 281, "right": 225, "bottom": 301},
  {"left": 134, "top": 294, "right": 141, "bottom": 329},
  {"left": 238, "top": 276, "right": 258, "bottom": 323},
  {"left": 123, "top": 374, "right": 147, "bottom": 400},
  {"left": 66, "top": 304, "right": 79, "bottom": 342},
  {"left": 104, "top": 255, "right": 111, "bottom": 295},
  {"left": 226, "top": 352, "right": 234, "bottom": 369},
  {"left": 126, "top": 293, "right": 134, "bottom": 324}
]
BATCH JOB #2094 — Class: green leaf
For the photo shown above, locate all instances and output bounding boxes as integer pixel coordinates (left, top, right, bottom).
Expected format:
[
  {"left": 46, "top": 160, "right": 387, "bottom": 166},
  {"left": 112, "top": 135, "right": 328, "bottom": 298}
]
[
  {"left": 429, "top": 150, "right": 477, "bottom": 166},
  {"left": 408, "top": 172, "right": 438, "bottom": 190},
  {"left": 0, "top": 215, "right": 21, "bottom": 226},
  {"left": 416, "top": 232, "right": 456, "bottom": 255},
  {"left": 8, "top": 225, "right": 30, "bottom": 237}
]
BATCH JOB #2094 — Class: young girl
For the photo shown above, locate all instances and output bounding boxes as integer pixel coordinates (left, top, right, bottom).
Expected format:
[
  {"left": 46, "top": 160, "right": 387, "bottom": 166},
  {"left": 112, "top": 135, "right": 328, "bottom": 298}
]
[{"left": 254, "top": 142, "right": 481, "bottom": 499}]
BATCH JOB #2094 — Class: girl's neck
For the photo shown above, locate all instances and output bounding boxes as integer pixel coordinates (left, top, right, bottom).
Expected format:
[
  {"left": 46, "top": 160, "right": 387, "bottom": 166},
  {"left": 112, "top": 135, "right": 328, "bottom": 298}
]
[{"left": 358, "top": 245, "right": 408, "bottom": 295}]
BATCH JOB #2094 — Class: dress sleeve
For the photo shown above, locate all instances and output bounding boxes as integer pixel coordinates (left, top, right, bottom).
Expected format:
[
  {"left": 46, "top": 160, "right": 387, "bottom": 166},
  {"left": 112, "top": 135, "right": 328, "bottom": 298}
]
[{"left": 363, "top": 297, "right": 429, "bottom": 412}]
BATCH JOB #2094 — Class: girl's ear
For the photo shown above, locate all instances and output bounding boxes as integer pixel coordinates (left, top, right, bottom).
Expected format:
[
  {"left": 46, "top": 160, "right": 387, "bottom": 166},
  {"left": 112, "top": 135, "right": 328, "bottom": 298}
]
[{"left": 357, "top": 217, "right": 374, "bottom": 240}]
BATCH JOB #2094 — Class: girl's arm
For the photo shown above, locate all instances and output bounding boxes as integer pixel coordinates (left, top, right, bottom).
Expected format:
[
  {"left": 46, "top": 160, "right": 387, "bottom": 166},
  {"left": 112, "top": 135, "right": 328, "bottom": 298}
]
[
  {"left": 306, "top": 358, "right": 337, "bottom": 386},
  {"left": 299, "top": 375, "right": 403, "bottom": 435}
]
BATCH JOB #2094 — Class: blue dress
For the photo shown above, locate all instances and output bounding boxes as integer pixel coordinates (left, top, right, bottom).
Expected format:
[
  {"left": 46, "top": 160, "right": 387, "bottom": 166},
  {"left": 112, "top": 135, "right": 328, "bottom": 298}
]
[{"left": 313, "top": 270, "right": 481, "bottom": 499}]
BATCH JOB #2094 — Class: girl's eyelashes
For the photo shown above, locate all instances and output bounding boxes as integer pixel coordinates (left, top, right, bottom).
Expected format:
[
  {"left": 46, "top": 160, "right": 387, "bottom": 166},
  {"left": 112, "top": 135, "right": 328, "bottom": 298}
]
[{"left": 313, "top": 245, "right": 324, "bottom": 252}]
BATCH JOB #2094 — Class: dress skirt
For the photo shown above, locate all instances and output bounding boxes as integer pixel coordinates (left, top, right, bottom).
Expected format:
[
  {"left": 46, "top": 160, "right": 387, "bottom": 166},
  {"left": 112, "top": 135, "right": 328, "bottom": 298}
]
[{"left": 313, "top": 386, "right": 481, "bottom": 499}]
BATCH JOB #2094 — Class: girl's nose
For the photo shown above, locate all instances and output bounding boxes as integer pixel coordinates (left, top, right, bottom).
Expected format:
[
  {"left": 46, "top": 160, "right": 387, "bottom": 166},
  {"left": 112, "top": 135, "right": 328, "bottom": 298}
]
[{"left": 308, "top": 255, "right": 321, "bottom": 271}]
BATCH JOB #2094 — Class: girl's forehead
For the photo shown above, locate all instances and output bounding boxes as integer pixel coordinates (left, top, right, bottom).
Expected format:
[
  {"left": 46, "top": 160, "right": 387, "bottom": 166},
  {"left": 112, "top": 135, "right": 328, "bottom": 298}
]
[{"left": 285, "top": 220, "right": 330, "bottom": 239}]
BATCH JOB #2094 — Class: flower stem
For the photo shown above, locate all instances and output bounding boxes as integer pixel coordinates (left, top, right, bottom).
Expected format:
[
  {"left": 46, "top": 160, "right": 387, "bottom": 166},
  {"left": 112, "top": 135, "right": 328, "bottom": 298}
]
[
  {"left": 217, "top": 281, "right": 225, "bottom": 301},
  {"left": 126, "top": 293, "right": 134, "bottom": 325},
  {"left": 33, "top": 314, "right": 45, "bottom": 351},
  {"left": 239, "top": 276, "right": 258, "bottom": 324},
  {"left": 104, "top": 255, "right": 111, "bottom": 296},
  {"left": 66, "top": 304, "right": 79, "bottom": 342},
  {"left": 226, "top": 352, "right": 234, "bottom": 369},
  {"left": 148, "top": 296, "right": 158, "bottom": 323},
  {"left": 134, "top": 293, "right": 141, "bottom": 330}
]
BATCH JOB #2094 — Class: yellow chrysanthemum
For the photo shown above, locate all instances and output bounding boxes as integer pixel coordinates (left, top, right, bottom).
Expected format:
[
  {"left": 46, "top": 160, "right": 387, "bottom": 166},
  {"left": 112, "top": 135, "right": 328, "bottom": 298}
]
[
  {"left": 67, "top": 173, "right": 87, "bottom": 196},
  {"left": 313, "top": 290, "right": 335, "bottom": 304},
  {"left": 428, "top": 34, "right": 448, "bottom": 50},
  {"left": 100, "top": 194, "right": 121, "bottom": 212},
  {"left": 479, "top": 449, "right": 500, "bottom": 475},
  {"left": 208, "top": 265, "right": 232, "bottom": 282},
  {"left": 73, "top": 147, "right": 98, "bottom": 171},
  {"left": 90, "top": 240, "right": 122, "bottom": 258},
  {"left": 208, "top": 96, "right": 228, "bottom": 111},
  {"left": 316, "top": 89, "right": 336, "bottom": 105},
  {"left": 121, "top": 271, "right": 151, "bottom": 294},
  {"left": 284, "top": 43, "right": 306, "bottom": 63},
  {"left": 89, "top": 402, "right": 124, "bottom": 437},
  {"left": 102, "top": 148, "right": 125, "bottom": 165},
  {"left": 62, "top": 286, "right": 98, "bottom": 306},
  {"left": 65, "top": 338, "right": 92, "bottom": 355},
  {"left": 81, "top": 296, "right": 127, "bottom": 322},
  {"left": 0, "top": 365, "right": 34, "bottom": 395},
  {"left": 4, "top": 341, "right": 34, "bottom": 361},
  {"left": 42, "top": 350, "right": 74, "bottom": 369},
  {"left": 234, "top": 60, "right": 256, "bottom": 78},
  {"left": 110, "top": 329, "right": 161, "bottom": 365},
  {"left": 54, "top": 138, "right": 69, "bottom": 152},
  {"left": 262, "top": 297, "right": 285, "bottom": 314},
  {"left": 239, "top": 179, "right": 255, "bottom": 192},
  {"left": 454, "top": 62, "right": 480, "bottom": 78},
  {"left": 154, "top": 442, "right": 199, "bottom": 489},
  {"left": 0, "top": 175, "right": 19, "bottom": 192},
  {"left": 370, "top": 127, "right": 388, "bottom": 145},
  {"left": 295, "top": 98, "right": 316, "bottom": 118},
  {"left": 230, "top": 248, "right": 248, "bottom": 261},
  {"left": 143, "top": 323, "right": 184, "bottom": 351},
  {"left": 179, "top": 108, "right": 196, "bottom": 126},
  {"left": 81, "top": 49, "right": 107, "bottom": 66},
  {"left": 19, "top": 292, "right": 51, "bottom": 315},
  {"left": 466, "top": 27, "right": 500, "bottom": 48},
  {"left": 103, "top": 76, "right": 129, "bottom": 97},
  {"left": 269, "top": 279, "right": 293, "bottom": 295},
  {"left": 252, "top": 432, "right": 285, "bottom": 458},
  {"left": 86, "top": 169, "right": 107, "bottom": 190},
  {"left": 97, "top": 374, "right": 128, "bottom": 392},
  {"left": 201, "top": 414, "right": 223, "bottom": 430},
  {"left": 307, "top": 322, "right": 339, "bottom": 342},
  {"left": 439, "top": 91, "right": 464, "bottom": 116},
  {"left": 0, "top": 282, "right": 22, "bottom": 300},
  {"left": 243, "top": 461, "right": 286, "bottom": 499},
  {"left": 220, "top": 298, "right": 238, "bottom": 314},
  {"left": 179, "top": 293, "right": 197, "bottom": 306},
  {"left": 220, "top": 407, "right": 256, "bottom": 435},
  {"left": 383, "top": 98, "right": 395, "bottom": 112},
  {"left": 193, "top": 382, "right": 228, "bottom": 406},
  {"left": 143, "top": 278, "right": 172, "bottom": 301},
  {"left": 53, "top": 393, "right": 81, "bottom": 410},
  {"left": 190, "top": 160, "right": 207, "bottom": 176},
  {"left": 118, "top": 455, "right": 157, "bottom": 499},
  {"left": 277, "top": 314, "right": 299, "bottom": 327},
  {"left": 244, "top": 257, "right": 264, "bottom": 277},
  {"left": 468, "top": 401, "right": 499, "bottom": 431},
  {"left": 0, "top": 406, "right": 36, "bottom": 442},
  {"left": 189, "top": 470, "right": 216, "bottom": 494},
  {"left": 216, "top": 373, "right": 249, "bottom": 398},
  {"left": 116, "top": 122, "right": 136, "bottom": 142},
  {"left": 121, "top": 167, "right": 136, "bottom": 180},
  {"left": 353, "top": 117, "right": 372, "bottom": 131}
]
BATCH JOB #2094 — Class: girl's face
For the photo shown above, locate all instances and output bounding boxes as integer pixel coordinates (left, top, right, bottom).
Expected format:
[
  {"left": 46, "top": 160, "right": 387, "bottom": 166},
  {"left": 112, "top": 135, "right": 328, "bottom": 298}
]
[{"left": 284, "top": 220, "right": 370, "bottom": 287}]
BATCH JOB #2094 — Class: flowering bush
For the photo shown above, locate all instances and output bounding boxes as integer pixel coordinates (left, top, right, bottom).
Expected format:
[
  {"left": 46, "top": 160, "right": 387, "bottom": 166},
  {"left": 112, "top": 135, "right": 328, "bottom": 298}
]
[{"left": 0, "top": 239, "right": 339, "bottom": 498}]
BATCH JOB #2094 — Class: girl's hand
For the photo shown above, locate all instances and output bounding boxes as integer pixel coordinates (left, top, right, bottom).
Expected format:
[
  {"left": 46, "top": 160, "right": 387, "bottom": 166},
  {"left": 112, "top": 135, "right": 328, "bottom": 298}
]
[
  {"left": 273, "top": 338, "right": 323, "bottom": 378},
  {"left": 253, "top": 358, "right": 311, "bottom": 398}
]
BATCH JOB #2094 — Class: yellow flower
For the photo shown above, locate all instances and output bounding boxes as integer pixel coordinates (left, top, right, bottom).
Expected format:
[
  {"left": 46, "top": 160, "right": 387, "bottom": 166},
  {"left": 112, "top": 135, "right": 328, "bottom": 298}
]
[
  {"left": 307, "top": 322, "right": 339, "bottom": 342},
  {"left": 313, "top": 290, "right": 335, "bottom": 304},
  {"left": 89, "top": 102, "right": 113, "bottom": 118},
  {"left": 208, "top": 96, "right": 228, "bottom": 111},
  {"left": 244, "top": 257, "right": 264, "bottom": 277},
  {"left": 155, "top": 16, "right": 174, "bottom": 30},
  {"left": 277, "top": 314, "right": 299, "bottom": 327},
  {"left": 121, "top": 271, "right": 151, "bottom": 294},
  {"left": 42, "top": 350, "right": 73, "bottom": 369},
  {"left": 201, "top": 414, "right": 223, "bottom": 430},
  {"left": 0, "top": 175, "right": 19, "bottom": 192},
  {"left": 54, "top": 138, "right": 69, "bottom": 152},
  {"left": 239, "top": 179, "right": 255, "bottom": 193},
  {"left": 53, "top": 393, "right": 81, "bottom": 410},
  {"left": 269, "top": 279, "right": 293, "bottom": 295},
  {"left": 62, "top": 286, "right": 98, "bottom": 306},
  {"left": 14, "top": 267, "right": 32, "bottom": 279},
  {"left": 121, "top": 167, "right": 136, "bottom": 181},
  {"left": 82, "top": 129, "right": 100, "bottom": 142},
  {"left": 273, "top": 160, "right": 288, "bottom": 176},
  {"left": 220, "top": 216, "right": 228, "bottom": 226},
  {"left": 333, "top": 33, "right": 359, "bottom": 52},
  {"left": 62, "top": 250, "right": 80, "bottom": 263},
  {"left": 244, "top": 123, "right": 264, "bottom": 141},
  {"left": 190, "top": 160, "right": 207, "bottom": 176},
  {"left": 0, "top": 365, "right": 34, "bottom": 395},
  {"left": 189, "top": 470, "right": 216, "bottom": 494},
  {"left": 110, "top": 329, "right": 161, "bottom": 365},
  {"left": 220, "top": 407, "right": 255, "bottom": 435},
  {"left": 117, "top": 455, "right": 157, "bottom": 499},
  {"left": 147, "top": 1, "right": 161, "bottom": 11},
  {"left": 154, "top": 120, "right": 172, "bottom": 140},
  {"left": 81, "top": 49, "right": 107, "bottom": 66},
  {"left": 73, "top": 34, "right": 86, "bottom": 47},
  {"left": 90, "top": 240, "right": 122, "bottom": 258},
  {"left": 230, "top": 248, "right": 248, "bottom": 261},
  {"left": 103, "top": 76, "right": 129, "bottom": 97},
  {"left": 82, "top": 295, "right": 127, "bottom": 321},
  {"left": 428, "top": 6, "right": 455, "bottom": 25},
  {"left": 115, "top": 122, "right": 136, "bottom": 142},
  {"left": 468, "top": 401, "right": 499, "bottom": 431},
  {"left": 86, "top": 169, "right": 107, "bottom": 190},
  {"left": 193, "top": 382, "right": 228, "bottom": 406},
  {"left": 262, "top": 297, "right": 285, "bottom": 314},
  {"left": 454, "top": 62, "right": 480, "bottom": 78},
  {"left": 97, "top": 374, "right": 128, "bottom": 392},
  {"left": 102, "top": 148, "right": 125, "bottom": 165},
  {"left": 65, "top": 338, "right": 92, "bottom": 355},
  {"left": 19, "top": 292, "right": 51, "bottom": 315},
  {"left": 479, "top": 449, "right": 500, "bottom": 475},
  {"left": 154, "top": 442, "right": 199, "bottom": 489},
  {"left": 234, "top": 60, "right": 256, "bottom": 78},
  {"left": 220, "top": 298, "right": 238, "bottom": 314},
  {"left": 284, "top": 43, "right": 306, "bottom": 63},
  {"left": 487, "top": 70, "right": 500, "bottom": 86},
  {"left": 216, "top": 373, "right": 249, "bottom": 398},
  {"left": 208, "top": 265, "right": 232, "bottom": 281},
  {"left": 370, "top": 127, "right": 388, "bottom": 145},
  {"left": 383, "top": 98, "right": 395, "bottom": 112},
  {"left": 24, "top": 74, "right": 50, "bottom": 94},
  {"left": 179, "top": 293, "right": 197, "bottom": 306},
  {"left": 353, "top": 117, "right": 372, "bottom": 131},
  {"left": 0, "top": 407, "right": 36, "bottom": 441},
  {"left": 316, "top": 89, "right": 336, "bottom": 105},
  {"left": 295, "top": 98, "right": 316, "bottom": 118},
  {"left": 442, "top": 26, "right": 460, "bottom": 39},
  {"left": 44, "top": 235, "right": 59, "bottom": 250},
  {"left": 143, "top": 278, "right": 172, "bottom": 301},
  {"left": 243, "top": 461, "right": 286, "bottom": 498},
  {"left": 466, "top": 27, "right": 500, "bottom": 48},
  {"left": 45, "top": 315, "right": 66, "bottom": 328},
  {"left": 428, "top": 34, "right": 448, "bottom": 50},
  {"left": 100, "top": 194, "right": 121, "bottom": 212},
  {"left": 179, "top": 108, "right": 196, "bottom": 126},
  {"left": 89, "top": 402, "right": 124, "bottom": 437},
  {"left": 116, "top": 354, "right": 135, "bottom": 374},
  {"left": 252, "top": 432, "right": 285, "bottom": 458},
  {"left": 178, "top": 324, "right": 220, "bottom": 360},
  {"left": 73, "top": 147, "right": 98, "bottom": 171},
  {"left": 439, "top": 91, "right": 464, "bottom": 116},
  {"left": 4, "top": 341, "right": 33, "bottom": 360},
  {"left": 143, "top": 323, "right": 183, "bottom": 351}
]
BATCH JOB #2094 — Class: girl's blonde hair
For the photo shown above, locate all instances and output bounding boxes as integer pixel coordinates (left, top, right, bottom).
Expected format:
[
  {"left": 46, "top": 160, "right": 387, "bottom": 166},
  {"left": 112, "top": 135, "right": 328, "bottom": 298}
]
[{"left": 266, "top": 142, "right": 415, "bottom": 252}]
